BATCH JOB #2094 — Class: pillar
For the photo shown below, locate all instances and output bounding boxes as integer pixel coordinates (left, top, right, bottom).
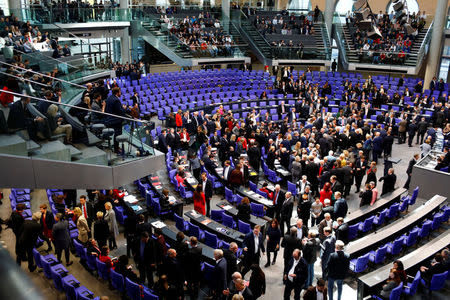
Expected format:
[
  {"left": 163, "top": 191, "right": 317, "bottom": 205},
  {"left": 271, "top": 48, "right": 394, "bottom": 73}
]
[
  {"left": 222, "top": 0, "right": 230, "bottom": 18},
  {"left": 324, "top": 0, "right": 336, "bottom": 42},
  {"left": 424, "top": 0, "right": 448, "bottom": 85},
  {"left": 121, "top": 29, "right": 131, "bottom": 63},
  {"left": 9, "top": 0, "right": 22, "bottom": 20}
]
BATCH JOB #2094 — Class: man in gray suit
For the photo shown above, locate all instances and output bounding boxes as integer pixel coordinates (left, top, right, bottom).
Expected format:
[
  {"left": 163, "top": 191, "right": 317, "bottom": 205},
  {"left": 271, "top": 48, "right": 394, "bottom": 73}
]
[
  {"left": 320, "top": 227, "right": 335, "bottom": 279},
  {"left": 52, "top": 213, "right": 73, "bottom": 266}
]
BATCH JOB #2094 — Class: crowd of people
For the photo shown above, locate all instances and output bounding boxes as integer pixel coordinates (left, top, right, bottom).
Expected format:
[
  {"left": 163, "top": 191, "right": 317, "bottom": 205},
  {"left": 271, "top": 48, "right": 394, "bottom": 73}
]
[{"left": 347, "top": 10, "right": 427, "bottom": 65}]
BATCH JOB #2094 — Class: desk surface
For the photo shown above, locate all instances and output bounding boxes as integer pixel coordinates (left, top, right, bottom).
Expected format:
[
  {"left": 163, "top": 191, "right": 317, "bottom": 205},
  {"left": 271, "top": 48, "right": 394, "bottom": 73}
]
[
  {"left": 237, "top": 187, "right": 274, "bottom": 208},
  {"left": 122, "top": 193, "right": 148, "bottom": 215},
  {"left": 346, "top": 195, "right": 447, "bottom": 257},
  {"left": 148, "top": 218, "right": 215, "bottom": 264},
  {"left": 216, "top": 201, "right": 267, "bottom": 228},
  {"left": 185, "top": 210, "right": 245, "bottom": 245},
  {"left": 359, "top": 228, "right": 450, "bottom": 288},
  {"left": 344, "top": 188, "right": 407, "bottom": 225}
]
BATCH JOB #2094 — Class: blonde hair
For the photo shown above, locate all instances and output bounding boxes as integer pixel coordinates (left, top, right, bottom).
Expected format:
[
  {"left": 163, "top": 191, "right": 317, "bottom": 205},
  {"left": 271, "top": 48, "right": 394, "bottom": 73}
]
[
  {"left": 73, "top": 207, "right": 82, "bottom": 217},
  {"left": 47, "top": 104, "right": 59, "bottom": 117},
  {"left": 97, "top": 211, "right": 104, "bottom": 218},
  {"left": 105, "top": 202, "right": 112, "bottom": 210}
]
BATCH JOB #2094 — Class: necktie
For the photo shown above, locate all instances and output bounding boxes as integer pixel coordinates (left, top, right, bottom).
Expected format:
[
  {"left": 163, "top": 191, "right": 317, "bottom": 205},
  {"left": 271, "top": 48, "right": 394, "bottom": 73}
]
[
  {"left": 83, "top": 204, "right": 87, "bottom": 219},
  {"left": 274, "top": 191, "right": 278, "bottom": 205}
]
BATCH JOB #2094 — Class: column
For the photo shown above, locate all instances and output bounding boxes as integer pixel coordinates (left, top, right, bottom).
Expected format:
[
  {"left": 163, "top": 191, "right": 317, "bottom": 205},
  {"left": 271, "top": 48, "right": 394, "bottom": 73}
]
[
  {"left": 119, "top": 0, "right": 129, "bottom": 20},
  {"left": 121, "top": 29, "right": 131, "bottom": 63},
  {"left": 222, "top": 0, "right": 230, "bottom": 18},
  {"left": 324, "top": 0, "right": 336, "bottom": 42},
  {"left": 9, "top": 0, "right": 22, "bottom": 21},
  {"left": 424, "top": 0, "right": 448, "bottom": 85}
]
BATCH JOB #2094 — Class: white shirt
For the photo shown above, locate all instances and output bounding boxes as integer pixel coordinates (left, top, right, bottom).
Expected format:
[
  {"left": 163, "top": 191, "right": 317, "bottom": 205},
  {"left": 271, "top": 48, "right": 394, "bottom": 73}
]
[
  {"left": 224, "top": 166, "right": 230, "bottom": 180},
  {"left": 296, "top": 226, "right": 303, "bottom": 239},
  {"left": 288, "top": 258, "right": 299, "bottom": 281},
  {"left": 316, "top": 287, "right": 324, "bottom": 300},
  {"left": 254, "top": 234, "right": 259, "bottom": 254},
  {"left": 202, "top": 180, "right": 206, "bottom": 193}
]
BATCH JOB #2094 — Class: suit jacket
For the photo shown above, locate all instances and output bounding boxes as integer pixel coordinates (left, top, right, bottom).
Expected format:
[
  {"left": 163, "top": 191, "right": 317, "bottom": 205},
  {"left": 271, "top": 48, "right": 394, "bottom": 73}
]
[
  {"left": 333, "top": 198, "right": 348, "bottom": 219},
  {"left": 360, "top": 190, "right": 373, "bottom": 207},
  {"left": 281, "top": 196, "right": 294, "bottom": 220},
  {"left": 92, "top": 219, "right": 109, "bottom": 242},
  {"left": 229, "top": 169, "right": 243, "bottom": 186},
  {"left": 228, "top": 286, "right": 254, "bottom": 300},
  {"left": 303, "top": 286, "right": 328, "bottom": 300},
  {"left": 135, "top": 222, "right": 152, "bottom": 237},
  {"left": 77, "top": 215, "right": 90, "bottom": 243},
  {"left": 331, "top": 181, "right": 343, "bottom": 194},
  {"left": 201, "top": 179, "right": 213, "bottom": 199},
  {"left": 406, "top": 159, "right": 416, "bottom": 175},
  {"left": 336, "top": 223, "right": 349, "bottom": 244},
  {"left": 320, "top": 235, "right": 336, "bottom": 265},
  {"left": 326, "top": 250, "right": 350, "bottom": 279},
  {"left": 243, "top": 231, "right": 265, "bottom": 260},
  {"left": 283, "top": 257, "right": 308, "bottom": 286},
  {"left": 380, "top": 174, "right": 396, "bottom": 195},
  {"left": 19, "top": 220, "right": 41, "bottom": 248},
  {"left": 185, "top": 246, "right": 202, "bottom": 281},
  {"left": 132, "top": 238, "right": 156, "bottom": 266},
  {"left": 281, "top": 235, "right": 302, "bottom": 259},
  {"left": 223, "top": 248, "right": 238, "bottom": 280},
  {"left": 7, "top": 100, "right": 35, "bottom": 130},
  {"left": 214, "top": 258, "right": 228, "bottom": 292},
  {"left": 76, "top": 202, "right": 95, "bottom": 225},
  {"left": 52, "top": 220, "right": 71, "bottom": 249},
  {"left": 40, "top": 210, "right": 55, "bottom": 231}
]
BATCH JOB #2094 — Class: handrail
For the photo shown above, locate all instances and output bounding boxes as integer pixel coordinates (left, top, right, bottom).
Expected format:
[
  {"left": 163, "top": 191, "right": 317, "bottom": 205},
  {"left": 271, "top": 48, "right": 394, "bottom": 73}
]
[
  {"left": 14, "top": 48, "right": 78, "bottom": 69},
  {"left": 49, "top": 23, "right": 103, "bottom": 54},
  {"left": 0, "top": 60, "right": 87, "bottom": 89},
  {"left": 416, "top": 20, "right": 434, "bottom": 68},
  {"left": 1, "top": 89, "right": 150, "bottom": 124}
]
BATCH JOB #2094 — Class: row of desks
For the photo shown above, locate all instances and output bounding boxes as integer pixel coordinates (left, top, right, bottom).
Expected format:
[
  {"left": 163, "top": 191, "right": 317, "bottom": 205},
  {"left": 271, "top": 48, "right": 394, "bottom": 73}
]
[
  {"left": 357, "top": 228, "right": 450, "bottom": 300},
  {"left": 346, "top": 195, "right": 447, "bottom": 258},
  {"left": 344, "top": 188, "right": 407, "bottom": 225}
]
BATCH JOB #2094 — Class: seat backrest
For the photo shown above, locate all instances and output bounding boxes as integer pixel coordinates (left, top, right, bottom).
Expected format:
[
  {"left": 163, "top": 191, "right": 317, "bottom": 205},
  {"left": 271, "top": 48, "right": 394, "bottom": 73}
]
[
  {"left": 205, "top": 231, "right": 217, "bottom": 248},
  {"left": 110, "top": 269, "right": 125, "bottom": 292},
  {"left": 287, "top": 181, "right": 296, "bottom": 195},
  {"left": 143, "top": 289, "right": 159, "bottom": 300},
  {"left": 376, "top": 245, "right": 388, "bottom": 262},
  {"left": 429, "top": 271, "right": 448, "bottom": 291},
  {"left": 389, "top": 283, "right": 403, "bottom": 300},
  {"left": 188, "top": 222, "right": 199, "bottom": 237},
  {"left": 32, "top": 248, "right": 42, "bottom": 268},
  {"left": 408, "top": 271, "right": 421, "bottom": 295},
  {"left": 249, "top": 181, "right": 257, "bottom": 192},
  {"left": 211, "top": 210, "right": 223, "bottom": 222},
  {"left": 125, "top": 278, "right": 140, "bottom": 300},
  {"left": 222, "top": 213, "right": 234, "bottom": 227},
  {"left": 238, "top": 220, "right": 251, "bottom": 234}
]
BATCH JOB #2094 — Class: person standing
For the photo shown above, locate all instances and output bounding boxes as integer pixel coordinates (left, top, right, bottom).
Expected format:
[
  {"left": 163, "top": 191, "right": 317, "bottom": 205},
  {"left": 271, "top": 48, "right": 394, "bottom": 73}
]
[
  {"left": 39, "top": 203, "right": 54, "bottom": 251},
  {"left": 8, "top": 203, "right": 25, "bottom": 265},
  {"left": 333, "top": 192, "right": 348, "bottom": 219},
  {"left": 335, "top": 218, "right": 349, "bottom": 245},
  {"left": 417, "top": 117, "right": 428, "bottom": 144},
  {"left": 320, "top": 227, "right": 335, "bottom": 279},
  {"left": 104, "top": 202, "right": 119, "bottom": 250},
  {"left": 242, "top": 225, "right": 265, "bottom": 276},
  {"left": 326, "top": 240, "right": 349, "bottom": 300},
  {"left": 249, "top": 264, "right": 266, "bottom": 299},
  {"left": 193, "top": 185, "right": 206, "bottom": 215},
  {"left": 73, "top": 207, "right": 89, "bottom": 244},
  {"left": 354, "top": 156, "right": 367, "bottom": 193},
  {"left": 201, "top": 172, "right": 213, "bottom": 217},
  {"left": 359, "top": 184, "right": 373, "bottom": 207},
  {"left": 92, "top": 211, "right": 109, "bottom": 248},
  {"left": 105, "top": 87, "right": 126, "bottom": 152},
  {"left": 281, "top": 227, "right": 302, "bottom": 268},
  {"left": 283, "top": 249, "right": 307, "bottom": 300},
  {"left": 265, "top": 219, "right": 281, "bottom": 267},
  {"left": 19, "top": 213, "right": 42, "bottom": 272},
  {"left": 407, "top": 120, "right": 417, "bottom": 147},
  {"left": 272, "top": 184, "right": 285, "bottom": 221},
  {"left": 379, "top": 168, "right": 396, "bottom": 196},
  {"left": 397, "top": 118, "right": 407, "bottom": 144},
  {"left": 77, "top": 195, "right": 94, "bottom": 229},
  {"left": 52, "top": 213, "right": 73, "bottom": 266},
  {"left": 132, "top": 231, "right": 156, "bottom": 287},
  {"left": 302, "top": 232, "right": 320, "bottom": 288},
  {"left": 185, "top": 237, "right": 202, "bottom": 299},
  {"left": 213, "top": 249, "right": 228, "bottom": 299},
  {"left": 303, "top": 278, "right": 328, "bottom": 300},
  {"left": 404, "top": 154, "right": 419, "bottom": 189},
  {"left": 280, "top": 192, "right": 294, "bottom": 235}
]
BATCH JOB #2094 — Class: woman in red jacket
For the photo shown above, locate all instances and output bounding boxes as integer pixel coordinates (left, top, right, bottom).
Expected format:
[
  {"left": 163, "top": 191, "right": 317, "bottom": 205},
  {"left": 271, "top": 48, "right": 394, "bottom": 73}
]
[
  {"left": 99, "top": 245, "right": 114, "bottom": 269},
  {"left": 193, "top": 185, "right": 206, "bottom": 215},
  {"left": 175, "top": 109, "right": 183, "bottom": 128},
  {"left": 319, "top": 182, "right": 332, "bottom": 205}
]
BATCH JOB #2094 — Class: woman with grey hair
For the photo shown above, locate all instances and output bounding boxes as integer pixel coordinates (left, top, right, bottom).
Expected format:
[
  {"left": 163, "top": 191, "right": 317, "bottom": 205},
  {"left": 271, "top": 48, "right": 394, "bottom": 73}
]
[{"left": 104, "top": 202, "right": 119, "bottom": 250}]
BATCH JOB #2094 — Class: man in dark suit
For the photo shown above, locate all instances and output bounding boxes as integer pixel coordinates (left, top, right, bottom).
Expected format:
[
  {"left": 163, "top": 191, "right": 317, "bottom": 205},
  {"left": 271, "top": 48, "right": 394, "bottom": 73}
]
[
  {"left": 105, "top": 87, "right": 126, "bottom": 152},
  {"left": 333, "top": 193, "right": 348, "bottom": 220},
  {"left": 326, "top": 240, "right": 349, "bottom": 300},
  {"left": 201, "top": 172, "right": 213, "bottom": 217},
  {"left": 342, "top": 163, "right": 353, "bottom": 197},
  {"left": 320, "top": 227, "right": 335, "bottom": 279},
  {"left": 242, "top": 225, "right": 265, "bottom": 276},
  {"left": 283, "top": 248, "right": 307, "bottom": 300},
  {"left": 185, "top": 237, "right": 202, "bottom": 299},
  {"left": 354, "top": 156, "right": 367, "bottom": 192},
  {"left": 222, "top": 242, "right": 239, "bottom": 280},
  {"left": 132, "top": 231, "right": 156, "bottom": 287},
  {"left": 92, "top": 211, "right": 109, "bottom": 248},
  {"left": 7, "top": 97, "right": 43, "bottom": 138},
  {"left": 330, "top": 175, "right": 343, "bottom": 194},
  {"left": 404, "top": 153, "right": 419, "bottom": 189},
  {"left": 135, "top": 214, "right": 152, "bottom": 237},
  {"left": 280, "top": 192, "right": 294, "bottom": 235},
  {"left": 293, "top": 218, "right": 308, "bottom": 241},
  {"left": 76, "top": 195, "right": 94, "bottom": 228},
  {"left": 281, "top": 227, "right": 302, "bottom": 268},
  {"left": 335, "top": 217, "right": 349, "bottom": 245},
  {"left": 213, "top": 249, "right": 228, "bottom": 299},
  {"left": 420, "top": 253, "right": 447, "bottom": 284},
  {"left": 372, "top": 132, "right": 383, "bottom": 163},
  {"left": 52, "top": 213, "right": 73, "bottom": 266},
  {"left": 158, "top": 129, "right": 169, "bottom": 153},
  {"left": 272, "top": 184, "right": 285, "bottom": 220},
  {"left": 379, "top": 168, "right": 396, "bottom": 196},
  {"left": 161, "top": 249, "right": 184, "bottom": 297},
  {"left": 8, "top": 203, "right": 25, "bottom": 265},
  {"left": 19, "top": 213, "right": 41, "bottom": 271},
  {"left": 303, "top": 278, "right": 327, "bottom": 300},
  {"left": 228, "top": 278, "right": 254, "bottom": 300},
  {"left": 417, "top": 117, "right": 428, "bottom": 144}
]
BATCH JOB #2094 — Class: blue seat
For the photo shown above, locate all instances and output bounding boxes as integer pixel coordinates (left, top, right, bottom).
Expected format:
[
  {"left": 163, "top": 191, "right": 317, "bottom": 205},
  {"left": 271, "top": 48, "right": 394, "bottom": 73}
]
[
  {"left": 403, "top": 271, "right": 421, "bottom": 296},
  {"left": 143, "top": 289, "right": 159, "bottom": 300},
  {"left": 41, "top": 256, "right": 60, "bottom": 279},
  {"left": 373, "top": 209, "right": 388, "bottom": 226},
  {"left": 50, "top": 263, "right": 69, "bottom": 291},
  {"left": 95, "top": 258, "right": 110, "bottom": 281},
  {"left": 387, "top": 203, "right": 400, "bottom": 219},
  {"left": 61, "top": 274, "right": 80, "bottom": 300},
  {"left": 225, "top": 187, "right": 234, "bottom": 204},
  {"left": 174, "top": 213, "right": 189, "bottom": 232},
  {"left": 210, "top": 210, "right": 223, "bottom": 223},
  {"left": 368, "top": 244, "right": 388, "bottom": 264},
  {"left": 418, "top": 220, "right": 432, "bottom": 239},
  {"left": 399, "top": 196, "right": 410, "bottom": 212},
  {"left": 73, "top": 239, "right": 85, "bottom": 261},
  {"left": 287, "top": 181, "right": 297, "bottom": 197},
  {"left": 409, "top": 187, "right": 419, "bottom": 206},
  {"left": 234, "top": 194, "right": 243, "bottom": 205},
  {"left": 222, "top": 213, "right": 236, "bottom": 229},
  {"left": 238, "top": 220, "right": 251, "bottom": 234},
  {"left": 348, "top": 224, "right": 359, "bottom": 240},
  {"left": 76, "top": 286, "right": 99, "bottom": 300},
  {"left": 386, "top": 237, "right": 404, "bottom": 256},
  {"left": 202, "top": 262, "right": 215, "bottom": 289},
  {"left": 402, "top": 227, "right": 419, "bottom": 247},
  {"left": 208, "top": 174, "right": 223, "bottom": 189},
  {"left": 421, "top": 271, "right": 448, "bottom": 293},
  {"left": 267, "top": 169, "right": 282, "bottom": 183},
  {"left": 32, "top": 248, "right": 57, "bottom": 269},
  {"left": 179, "top": 185, "right": 193, "bottom": 200},
  {"left": 154, "top": 201, "right": 171, "bottom": 219},
  {"left": 358, "top": 216, "right": 375, "bottom": 233},
  {"left": 431, "top": 213, "right": 445, "bottom": 231},
  {"left": 349, "top": 253, "right": 370, "bottom": 273},
  {"left": 188, "top": 222, "right": 205, "bottom": 240},
  {"left": 110, "top": 268, "right": 125, "bottom": 293},
  {"left": 125, "top": 278, "right": 142, "bottom": 300},
  {"left": 205, "top": 231, "right": 223, "bottom": 248},
  {"left": 250, "top": 202, "right": 265, "bottom": 217},
  {"left": 85, "top": 251, "right": 97, "bottom": 272},
  {"left": 249, "top": 181, "right": 257, "bottom": 192}
]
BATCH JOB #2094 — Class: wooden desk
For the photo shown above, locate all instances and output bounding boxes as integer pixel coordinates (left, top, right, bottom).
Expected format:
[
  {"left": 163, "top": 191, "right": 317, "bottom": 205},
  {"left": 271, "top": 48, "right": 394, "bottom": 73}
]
[
  {"left": 344, "top": 188, "right": 407, "bottom": 225},
  {"left": 346, "top": 195, "right": 447, "bottom": 258},
  {"left": 148, "top": 218, "right": 215, "bottom": 265},
  {"left": 357, "top": 228, "right": 450, "bottom": 300},
  {"left": 216, "top": 201, "right": 268, "bottom": 229},
  {"left": 185, "top": 210, "right": 245, "bottom": 246}
]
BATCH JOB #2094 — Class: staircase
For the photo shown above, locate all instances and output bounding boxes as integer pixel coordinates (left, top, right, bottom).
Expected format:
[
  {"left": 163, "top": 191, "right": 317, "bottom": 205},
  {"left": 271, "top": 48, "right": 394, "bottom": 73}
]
[{"left": 235, "top": 17, "right": 273, "bottom": 64}]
